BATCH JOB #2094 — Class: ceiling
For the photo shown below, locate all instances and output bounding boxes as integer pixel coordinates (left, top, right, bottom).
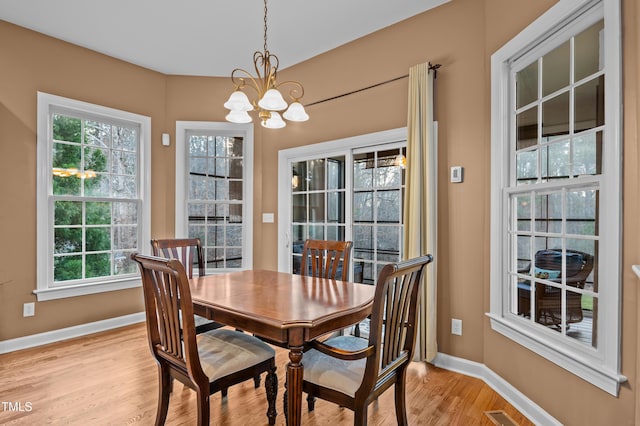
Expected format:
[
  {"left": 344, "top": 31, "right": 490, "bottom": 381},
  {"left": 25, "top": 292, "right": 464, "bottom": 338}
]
[{"left": 0, "top": 0, "right": 449, "bottom": 77}]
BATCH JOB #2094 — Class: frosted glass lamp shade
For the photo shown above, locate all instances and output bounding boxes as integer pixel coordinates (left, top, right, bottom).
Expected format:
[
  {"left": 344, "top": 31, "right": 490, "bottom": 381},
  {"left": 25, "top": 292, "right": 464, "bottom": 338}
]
[
  {"left": 226, "top": 110, "right": 253, "bottom": 123},
  {"left": 224, "top": 90, "right": 254, "bottom": 111},
  {"left": 283, "top": 102, "right": 309, "bottom": 122},
  {"left": 258, "top": 89, "right": 288, "bottom": 111},
  {"left": 261, "top": 111, "right": 286, "bottom": 129}
]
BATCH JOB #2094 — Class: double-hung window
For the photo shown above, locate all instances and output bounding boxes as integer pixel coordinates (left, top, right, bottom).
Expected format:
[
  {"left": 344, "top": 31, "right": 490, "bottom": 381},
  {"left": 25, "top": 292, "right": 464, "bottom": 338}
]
[
  {"left": 36, "top": 93, "right": 151, "bottom": 300},
  {"left": 175, "top": 122, "right": 253, "bottom": 272},
  {"left": 489, "top": 0, "right": 625, "bottom": 394}
]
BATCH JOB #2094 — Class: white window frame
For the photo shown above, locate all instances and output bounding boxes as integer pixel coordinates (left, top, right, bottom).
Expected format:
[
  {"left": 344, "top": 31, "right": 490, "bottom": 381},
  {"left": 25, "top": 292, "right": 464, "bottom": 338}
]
[
  {"left": 175, "top": 121, "right": 254, "bottom": 271},
  {"left": 277, "top": 128, "right": 407, "bottom": 273},
  {"left": 488, "top": 0, "right": 625, "bottom": 395},
  {"left": 36, "top": 92, "right": 151, "bottom": 301}
]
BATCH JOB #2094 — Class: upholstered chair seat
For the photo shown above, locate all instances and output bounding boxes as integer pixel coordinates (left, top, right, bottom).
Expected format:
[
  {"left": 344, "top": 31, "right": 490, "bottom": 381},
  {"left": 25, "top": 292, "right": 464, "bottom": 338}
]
[
  {"left": 302, "top": 335, "right": 368, "bottom": 397},
  {"left": 197, "top": 329, "right": 275, "bottom": 383}
]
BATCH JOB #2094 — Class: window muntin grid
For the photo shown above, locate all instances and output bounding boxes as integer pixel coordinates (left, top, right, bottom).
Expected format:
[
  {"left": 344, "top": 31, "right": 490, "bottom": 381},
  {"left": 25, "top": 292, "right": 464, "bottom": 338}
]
[{"left": 186, "top": 133, "right": 245, "bottom": 270}]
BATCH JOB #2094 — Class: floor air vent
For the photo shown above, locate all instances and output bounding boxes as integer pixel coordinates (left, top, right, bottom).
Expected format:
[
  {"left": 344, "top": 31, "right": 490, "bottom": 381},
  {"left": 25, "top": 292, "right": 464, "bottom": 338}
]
[{"left": 484, "top": 410, "right": 519, "bottom": 426}]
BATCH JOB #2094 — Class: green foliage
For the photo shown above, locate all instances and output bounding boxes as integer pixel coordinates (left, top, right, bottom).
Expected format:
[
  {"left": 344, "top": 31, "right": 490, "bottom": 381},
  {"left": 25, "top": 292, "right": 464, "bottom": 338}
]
[
  {"left": 54, "top": 228, "right": 81, "bottom": 254},
  {"left": 85, "top": 147, "right": 108, "bottom": 172},
  {"left": 54, "top": 256, "right": 82, "bottom": 281},
  {"left": 86, "top": 254, "right": 111, "bottom": 278},
  {"left": 52, "top": 143, "right": 81, "bottom": 169},
  {"left": 54, "top": 201, "right": 81, "bottom": 225},
  {"left": 53, "top": 115, "right": 81, "bottom": 143},
  {"left": 86, "top": 202, "right": 111, "bottom": 224},
  {"left": 86, "top": 227, "right": 111, "bottom": 252}
]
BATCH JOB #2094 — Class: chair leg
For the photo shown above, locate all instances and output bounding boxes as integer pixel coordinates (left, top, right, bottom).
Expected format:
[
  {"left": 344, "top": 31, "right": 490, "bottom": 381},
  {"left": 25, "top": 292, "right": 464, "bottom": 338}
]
[
  {"left": 196, "top": 391, "right": 210, "bottom": 426},
  {"left": 394, "top": 370, "right": 409, "bottom": 426},
  {"left": 155, "top": 365, "right": 171, "bottom": 426},
  {"left": 221, "top": 387, "right": 228, "bottom": 398},
  {"left": 354, "top": 406, "right": 368, "bottom": 426},
  {"left": 307, "top": 393, "right": 316, "bottom": 412},
  {"left": 254, "top": 373, "right": 261, "bottom": 388},
  {"left": 265, "top": 366, "right": 278, "bottom": 425},
  {"left": 283, "top": 387, "right": 288, "bottom": 424}
]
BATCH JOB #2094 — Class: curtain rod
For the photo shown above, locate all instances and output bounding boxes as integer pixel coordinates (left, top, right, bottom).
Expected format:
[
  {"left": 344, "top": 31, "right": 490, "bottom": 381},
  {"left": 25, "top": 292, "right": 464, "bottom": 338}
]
[{"left": 305, "top": 62, "right": 441, "bottom": 108}]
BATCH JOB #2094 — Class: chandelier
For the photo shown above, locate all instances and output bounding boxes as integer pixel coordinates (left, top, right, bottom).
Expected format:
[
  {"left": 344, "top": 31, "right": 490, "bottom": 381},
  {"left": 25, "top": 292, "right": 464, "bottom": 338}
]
[{"left": 223, "top": 0, "right": 309, "bottom": 129}]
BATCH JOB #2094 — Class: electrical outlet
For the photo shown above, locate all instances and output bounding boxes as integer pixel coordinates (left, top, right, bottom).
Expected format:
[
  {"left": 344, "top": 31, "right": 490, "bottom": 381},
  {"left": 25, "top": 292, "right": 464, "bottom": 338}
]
[
  {"left": 451, "top": 318, "right": 462, "bottom": 336},
  {"left": 23, "top": 302, "right": 35, "bottom": 317}
]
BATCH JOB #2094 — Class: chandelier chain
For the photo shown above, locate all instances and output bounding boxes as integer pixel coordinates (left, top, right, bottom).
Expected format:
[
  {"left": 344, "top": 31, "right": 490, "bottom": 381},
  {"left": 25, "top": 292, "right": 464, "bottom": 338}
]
[{"left": 263, "top": 0, "right": 268, "bottom": 53}]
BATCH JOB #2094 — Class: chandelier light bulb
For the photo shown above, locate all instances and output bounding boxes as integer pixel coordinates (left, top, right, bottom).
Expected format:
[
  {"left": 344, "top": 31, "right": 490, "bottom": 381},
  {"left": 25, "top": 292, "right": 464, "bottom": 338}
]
[
  {"left": 226, "top": 110, "right": 253, "bottom": 123},
  {"left": 224, "top": 90, "right": 254, "bottom": 112},
  {"left": 282, "top": 102, "right": 309, "bottom": 122},
  {"left": 258, "top": 88, "right": 288, "bottom": 111},
  {"left": 262, "top": 111, "right": 286, "bottom": 129}
]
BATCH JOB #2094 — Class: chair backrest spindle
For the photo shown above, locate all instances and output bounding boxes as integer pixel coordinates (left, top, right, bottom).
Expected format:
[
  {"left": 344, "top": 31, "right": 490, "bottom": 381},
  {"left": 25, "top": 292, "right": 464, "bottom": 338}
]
[
  {"left": 151, "top": 238, "right": 205, "bottom": 279},
  {"left": 301, "top": 239, "right": 353, "bottom": 281}
]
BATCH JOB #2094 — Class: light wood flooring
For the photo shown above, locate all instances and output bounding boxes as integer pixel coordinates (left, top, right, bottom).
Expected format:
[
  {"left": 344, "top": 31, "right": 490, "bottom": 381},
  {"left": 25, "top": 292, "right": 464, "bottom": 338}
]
[{"left": 0, "top": 323, "right": 534, "bottom": 425}]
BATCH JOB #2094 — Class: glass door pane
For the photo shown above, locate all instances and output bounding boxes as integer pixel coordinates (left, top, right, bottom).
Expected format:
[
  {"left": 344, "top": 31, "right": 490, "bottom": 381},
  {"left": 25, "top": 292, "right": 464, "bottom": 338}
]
[
  {"left": 352, "top": 147, "right": 406, "bottom": 285},
  {"left": 291, "top": 156, "right": 346, "bottom": 274},
  {"left": 186, "top": 133, "right": 244, "bottom": 270}
]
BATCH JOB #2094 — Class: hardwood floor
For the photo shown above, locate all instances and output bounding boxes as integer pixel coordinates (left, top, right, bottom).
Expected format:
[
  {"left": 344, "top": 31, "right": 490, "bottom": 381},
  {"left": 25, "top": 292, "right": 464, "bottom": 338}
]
[{"left": 0, "top": 323, "right": 534, "bottom": 425}]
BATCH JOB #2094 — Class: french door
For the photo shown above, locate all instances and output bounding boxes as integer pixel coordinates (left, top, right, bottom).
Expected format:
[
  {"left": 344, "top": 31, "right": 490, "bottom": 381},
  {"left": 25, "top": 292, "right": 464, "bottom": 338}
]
[{"left": 278, "top": 129, "right": 407, "bottom": 284}]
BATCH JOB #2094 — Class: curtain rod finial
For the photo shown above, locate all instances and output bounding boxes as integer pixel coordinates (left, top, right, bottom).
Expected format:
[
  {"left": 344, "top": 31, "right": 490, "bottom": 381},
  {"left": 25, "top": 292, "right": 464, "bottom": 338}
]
[{"left": 428, "top": 62, "right": 442, "bottom": 78}]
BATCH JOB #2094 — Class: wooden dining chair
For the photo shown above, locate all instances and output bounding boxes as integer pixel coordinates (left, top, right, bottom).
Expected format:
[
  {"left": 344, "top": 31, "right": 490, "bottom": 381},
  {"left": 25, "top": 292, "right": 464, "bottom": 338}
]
[
  {"left": 151, "top": 238, "right": 223, "bottom": 334},
  {"left": 131, "top": 253, "right": 278, "bottom": 426},
  {"left": 299, "top": 239, "right": 358, "bottom": 337},
  {"left": 301, "top": 254, "right": 433, "bottom": 426},
  {"left": 300, "top": 239, "right": 353, "bottom": 281}
]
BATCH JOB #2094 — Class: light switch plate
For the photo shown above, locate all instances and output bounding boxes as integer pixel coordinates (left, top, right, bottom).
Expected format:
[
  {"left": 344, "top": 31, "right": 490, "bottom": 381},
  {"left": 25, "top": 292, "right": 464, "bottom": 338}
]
[{"left": 450, "top": 166, "right": 463, "bottom": 183}]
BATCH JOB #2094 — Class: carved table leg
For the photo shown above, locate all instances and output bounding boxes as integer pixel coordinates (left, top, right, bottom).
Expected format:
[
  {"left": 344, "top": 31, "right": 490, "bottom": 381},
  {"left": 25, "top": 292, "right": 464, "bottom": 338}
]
[{"left": 286, "top": 344, "right": 304, "bottom": 426}]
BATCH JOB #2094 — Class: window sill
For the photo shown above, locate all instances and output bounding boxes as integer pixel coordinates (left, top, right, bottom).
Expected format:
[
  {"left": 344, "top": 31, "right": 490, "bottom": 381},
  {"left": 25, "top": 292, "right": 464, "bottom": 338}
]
[
  {"left": 487, "top": 313, "right": 627, "bottom": 396},
  {"left": 34, "top": 277, "right": 141, "bottom": 301}
]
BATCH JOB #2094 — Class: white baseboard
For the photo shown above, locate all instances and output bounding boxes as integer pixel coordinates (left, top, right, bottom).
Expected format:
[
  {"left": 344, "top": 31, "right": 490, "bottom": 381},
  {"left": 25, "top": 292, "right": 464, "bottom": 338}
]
[
  {"left": 432, "top": 352, "right": 561, "bottom": 426},
  {"left": 0, "top": 312, "right": 145, "bottom": 354}
]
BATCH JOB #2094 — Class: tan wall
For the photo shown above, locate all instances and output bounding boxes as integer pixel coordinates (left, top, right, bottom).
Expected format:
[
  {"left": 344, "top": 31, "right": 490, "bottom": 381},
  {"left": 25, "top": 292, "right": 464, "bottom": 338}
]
[
  {"left": 0, "top": 21, "right": 168, "bottom": 340},
  {"left": 1, "top": 0, "right": 639, "bottom": 423}
]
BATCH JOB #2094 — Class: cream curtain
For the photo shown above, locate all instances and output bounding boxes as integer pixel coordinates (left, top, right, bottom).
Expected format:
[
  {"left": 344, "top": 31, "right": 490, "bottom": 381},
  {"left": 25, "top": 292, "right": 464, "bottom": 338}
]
[{"left": 403, "top": 63, "right": 437, "bottom": 362}]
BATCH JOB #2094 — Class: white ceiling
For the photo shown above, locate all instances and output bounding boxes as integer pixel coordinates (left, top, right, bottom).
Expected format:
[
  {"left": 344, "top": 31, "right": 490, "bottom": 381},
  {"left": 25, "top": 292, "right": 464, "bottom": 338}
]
[{"left": 0, "top": 0, "right": 449, "bottom": 77}]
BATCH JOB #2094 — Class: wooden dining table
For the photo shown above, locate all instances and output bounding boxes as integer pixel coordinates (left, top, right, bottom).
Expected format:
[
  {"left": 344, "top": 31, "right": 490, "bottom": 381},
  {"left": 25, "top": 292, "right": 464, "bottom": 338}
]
[{"left": 189, "top": 269, "right": 376, "bottom": 426}]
